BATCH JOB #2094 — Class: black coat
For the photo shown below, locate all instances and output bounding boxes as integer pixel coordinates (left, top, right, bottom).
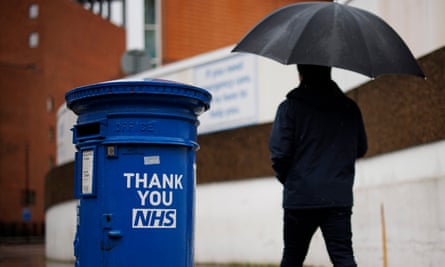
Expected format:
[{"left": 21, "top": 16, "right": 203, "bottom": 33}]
[{"left": 269, "top": 80, "right": 367, "bottom": 209}]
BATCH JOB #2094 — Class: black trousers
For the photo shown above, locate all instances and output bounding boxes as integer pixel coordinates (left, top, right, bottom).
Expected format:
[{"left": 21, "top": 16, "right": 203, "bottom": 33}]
[{"left": 280, "top": 207, "right": 357, "bottom": 267}]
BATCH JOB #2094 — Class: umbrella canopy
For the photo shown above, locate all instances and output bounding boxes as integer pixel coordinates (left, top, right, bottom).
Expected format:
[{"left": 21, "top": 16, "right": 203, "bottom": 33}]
[{"left": 232, "top": 2, "right": 425, "bottom": 78}]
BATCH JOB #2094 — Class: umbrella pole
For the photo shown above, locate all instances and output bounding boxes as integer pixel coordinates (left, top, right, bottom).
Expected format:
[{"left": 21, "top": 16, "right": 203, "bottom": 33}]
[{"left": 380, "top": 203, "right": 388, "bottom": 267}]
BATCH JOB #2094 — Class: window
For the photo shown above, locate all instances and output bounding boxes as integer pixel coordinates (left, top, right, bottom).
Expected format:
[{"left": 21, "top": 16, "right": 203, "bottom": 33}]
[
  {"left": 29, "top": 32, "right": 39, "bottom": 48},
  {"left": 29, "top": 4, "right": 39, "bottom": 19},
  {"left": 144, "top": 0, "right": 161, "bottom": 67},
  {"left": 46, "top": 96, "right": 54, "bottom": 112}
]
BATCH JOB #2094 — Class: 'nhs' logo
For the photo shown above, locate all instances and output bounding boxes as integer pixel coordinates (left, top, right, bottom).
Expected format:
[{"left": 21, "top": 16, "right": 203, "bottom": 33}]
[{"left": 132, "top": 209, "right": 176, "bottom": 228}]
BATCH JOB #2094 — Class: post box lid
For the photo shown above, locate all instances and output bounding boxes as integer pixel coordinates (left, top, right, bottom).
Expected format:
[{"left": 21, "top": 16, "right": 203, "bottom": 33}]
[{"left": 65, "top": 79, "right": 212, "bottom": 113}]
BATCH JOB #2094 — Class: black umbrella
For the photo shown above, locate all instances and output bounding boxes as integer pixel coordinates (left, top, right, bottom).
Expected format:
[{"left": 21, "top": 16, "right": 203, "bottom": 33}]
[{"left": 232, "top": 2, "right": 425, "bottom": 78}]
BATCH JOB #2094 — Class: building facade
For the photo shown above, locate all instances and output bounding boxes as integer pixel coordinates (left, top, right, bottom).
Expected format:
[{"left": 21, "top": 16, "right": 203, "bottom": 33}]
[
  {"left": 0, "top": 0, "right": 125, "bottom": 240},
  {"left": 1, "top": 0, "right": 324, "bottom": 243}
]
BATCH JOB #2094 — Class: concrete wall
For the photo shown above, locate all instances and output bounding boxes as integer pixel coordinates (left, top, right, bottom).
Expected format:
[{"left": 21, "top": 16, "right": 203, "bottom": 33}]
[
  {"left": 45, "top": 140, "right": 445, "bottom": 266},
  {"left": 306, "top": 140, "right": 445, "bottom": 267},
  {"left": 194, "top": 141, "right": 445, "bottom": 266},
  {"left": 46, "top": 201, "right": 77, "bottom": 262}
]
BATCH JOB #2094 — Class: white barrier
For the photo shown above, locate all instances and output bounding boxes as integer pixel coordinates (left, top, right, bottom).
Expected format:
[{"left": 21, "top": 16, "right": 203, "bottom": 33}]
[
  {"left": 46, "top": 140, "right": 445, "bottom": 266},
  {"left": 45, "top": 200, "right": 77, "bottom": 262},
  {"left": 194, "top": 140, "right": 445, "bottom": 266}
]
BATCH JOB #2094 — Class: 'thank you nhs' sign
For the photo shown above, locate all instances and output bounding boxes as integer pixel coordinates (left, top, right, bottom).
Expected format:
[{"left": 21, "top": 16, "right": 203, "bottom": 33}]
[{"left": 194, "top": 53, "right": 258, "bottom": 134}]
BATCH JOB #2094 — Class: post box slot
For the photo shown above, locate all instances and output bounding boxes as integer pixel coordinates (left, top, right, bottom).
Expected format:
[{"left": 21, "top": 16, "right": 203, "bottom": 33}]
[{"left": 76, "top": 123, "right": 101, "bottom": 138}]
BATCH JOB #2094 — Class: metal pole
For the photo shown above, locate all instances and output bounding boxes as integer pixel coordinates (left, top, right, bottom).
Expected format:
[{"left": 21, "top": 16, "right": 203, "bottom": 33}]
[
  {"left": 25, "top": 142, "right": 29, "bottom": 201},
  {"left": 122, "top": 0, "right": 126, "bottom": 28},
  {"left": 381, "top": 203, "right": 388, "bottom": 267},
  {"left": 25, "top": 142, "right": 30, "bottom": 242},
  {"left": 107, "top": 0, "right": 111, "bottom": 21}
]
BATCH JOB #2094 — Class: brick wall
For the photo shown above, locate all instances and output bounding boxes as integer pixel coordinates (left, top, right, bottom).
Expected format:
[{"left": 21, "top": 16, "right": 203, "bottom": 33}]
[
  {"left": 0, "top": 0, "right": 125, "bottom": 239},
  {"left": 161, "top": 0, "right": 328, "bottom": 63}
]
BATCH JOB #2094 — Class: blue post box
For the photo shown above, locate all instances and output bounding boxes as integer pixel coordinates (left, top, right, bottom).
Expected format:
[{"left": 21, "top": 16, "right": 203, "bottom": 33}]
[{"left": 65, "top": 80, "right": 211, "bottom": 267}]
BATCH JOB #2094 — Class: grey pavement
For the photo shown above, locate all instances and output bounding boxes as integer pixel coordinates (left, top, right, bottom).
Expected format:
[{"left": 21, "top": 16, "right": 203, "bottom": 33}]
[
  {"left": 0, "top": 243, "right": 46, "bottom": 267},
  {"left": 0, "top": 244, "right": 281, "bottom": 267}
]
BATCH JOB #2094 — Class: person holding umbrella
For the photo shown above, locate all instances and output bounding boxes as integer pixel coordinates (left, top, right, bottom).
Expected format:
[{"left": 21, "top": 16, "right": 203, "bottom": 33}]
[
  {"left": 232, "top": 2, "right": 424, "bottom": 266},
  {"left": 269, "top": 64, "right": 367, "bottom": 267}
]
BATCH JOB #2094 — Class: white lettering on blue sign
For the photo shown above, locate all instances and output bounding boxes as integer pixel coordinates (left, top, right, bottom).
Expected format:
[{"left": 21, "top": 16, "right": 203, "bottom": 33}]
[
  {"left": 137, "top": 190, "right": 173, "bottom": 206},
  {"left": 124, "top": 172, "right": 184, "bottom": 229},
  {"left": 132, "top": 209, "right": 176, "bottom": 228},
  {"left": 123, "top": 172, "right": 183, "bottom": 189},
  {"left": 194, "top": 53, "right": 258, "bottom": 134}
]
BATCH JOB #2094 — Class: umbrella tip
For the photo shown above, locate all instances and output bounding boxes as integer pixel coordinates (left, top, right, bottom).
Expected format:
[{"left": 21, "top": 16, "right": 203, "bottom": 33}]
[{"left": 231, "top": 44, "right": 241, "bottom": 53}]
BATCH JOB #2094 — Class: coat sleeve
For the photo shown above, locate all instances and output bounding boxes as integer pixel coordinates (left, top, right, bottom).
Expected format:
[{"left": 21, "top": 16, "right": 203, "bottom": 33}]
[{"left": 269, "top": 101, "right": 296, "bottom": 184}]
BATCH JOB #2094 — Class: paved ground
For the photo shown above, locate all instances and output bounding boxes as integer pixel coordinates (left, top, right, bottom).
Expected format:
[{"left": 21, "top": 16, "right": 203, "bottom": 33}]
[
  {"left": 0, "top": 244, "right": 280, "bottom": 267},
  {"left": 0, "top": 243, "right": 46, "bottom": 267}
]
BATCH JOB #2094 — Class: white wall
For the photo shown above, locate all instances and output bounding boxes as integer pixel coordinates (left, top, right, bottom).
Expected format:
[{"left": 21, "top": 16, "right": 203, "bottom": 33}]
[
  {"left": 194, "top": 140, "right": 445, "bottom": 266},
  {"left": 46, "top": 140, "right": 445, "bottom": 266},
  {"left": 195, "top": 179, "right": 283, "bottom": 264},
  {"left": 45, "top": 201, "right": 78, "bottom": 262},
  {"left": 56, "top": 104, "right": 76, "bottom": 166}
]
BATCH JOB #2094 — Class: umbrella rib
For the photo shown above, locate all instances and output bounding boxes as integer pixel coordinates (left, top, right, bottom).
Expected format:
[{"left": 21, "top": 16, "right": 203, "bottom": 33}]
[
  {"left": 342, "top": 6, "right": 376, "bottom": 77},
  {"left": 287, "top": 4, "right": 332, "bottom": 66}
]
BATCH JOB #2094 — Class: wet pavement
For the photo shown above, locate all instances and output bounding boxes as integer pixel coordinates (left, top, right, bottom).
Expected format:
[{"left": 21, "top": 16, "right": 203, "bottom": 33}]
[
  {"left": 0, "top": 244, "right": 279, "bottom": 267},
  {"left": 0, "top": 244, "right": 76, "bottom": 267},
  {"left": 0, "top": 244, "right": 47, "bottom": 267}
]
